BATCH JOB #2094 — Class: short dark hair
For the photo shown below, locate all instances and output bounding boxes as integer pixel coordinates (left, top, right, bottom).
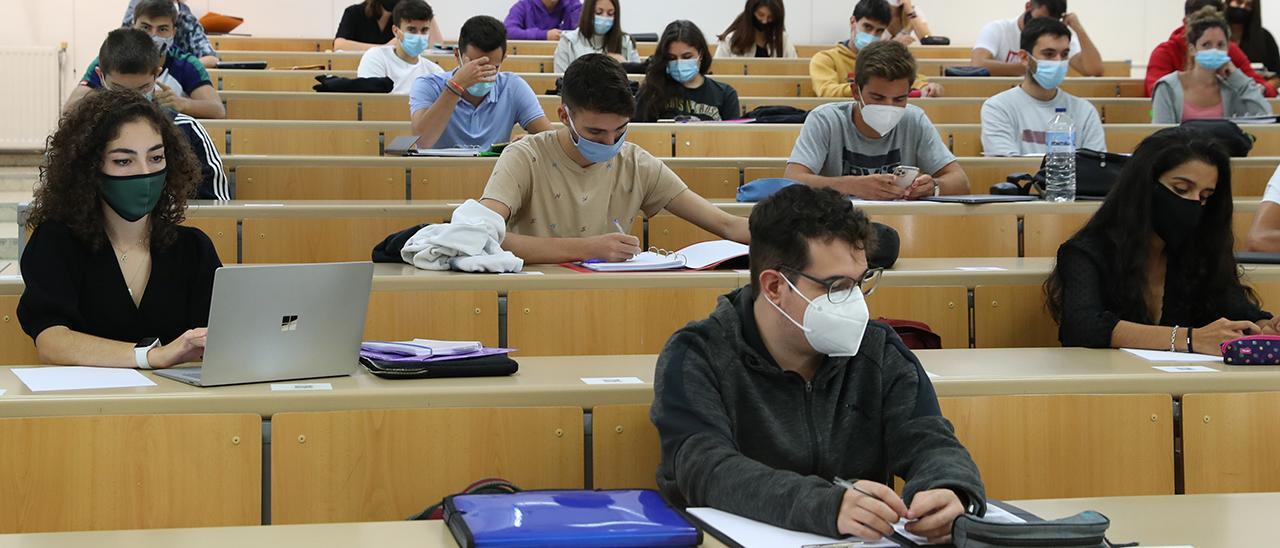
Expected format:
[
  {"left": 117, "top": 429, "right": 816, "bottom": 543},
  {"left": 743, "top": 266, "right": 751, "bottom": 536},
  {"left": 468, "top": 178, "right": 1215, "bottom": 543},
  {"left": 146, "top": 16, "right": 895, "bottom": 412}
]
[
  {"left": 99, "top": 28, "right": 162, "bottom": 76},
  {"left": 1020, "top": 17, "right": 1073, "bottom": 53},
  {"left": 1030, "top": 0, "right": 1067, "bottom": 18},
  {"left": 133, "top": 0, "right": 178, "bottom": 26},
  {"left": 562, "top": 54, "right": 635, "bottom": 117},
  {"left": 393, "top": 0, "right": 433, "bottom": 28},
  {"left": 749, "top": 185, "right": 874, "bottom": 291},
  {"left": 853, "top": 0, "right": 892, "bottom": 24},
  {"left": 854, "top": 40, "right": 916, "bottom": 89},
  {"left": 458, "top": 15, "right": 507, "bottom": 55},
  {"left": 1185, "top": 0, "right": 1224, "bottom": 15}
]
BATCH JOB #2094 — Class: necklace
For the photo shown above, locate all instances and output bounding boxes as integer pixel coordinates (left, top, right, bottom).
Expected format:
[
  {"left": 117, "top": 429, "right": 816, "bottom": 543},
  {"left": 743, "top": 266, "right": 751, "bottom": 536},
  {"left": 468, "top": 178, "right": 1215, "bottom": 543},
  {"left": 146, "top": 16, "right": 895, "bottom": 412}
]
[{"left": 111, "top": 236, "right": 149, "bottom": 299}]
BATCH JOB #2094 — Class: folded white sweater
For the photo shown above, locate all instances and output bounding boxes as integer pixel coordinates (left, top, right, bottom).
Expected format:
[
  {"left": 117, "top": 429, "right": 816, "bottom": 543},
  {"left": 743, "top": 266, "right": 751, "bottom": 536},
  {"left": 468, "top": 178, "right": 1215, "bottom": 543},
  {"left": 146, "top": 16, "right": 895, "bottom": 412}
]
[{"left": 400, "top": 200, "right": 524, "bottom": 273}]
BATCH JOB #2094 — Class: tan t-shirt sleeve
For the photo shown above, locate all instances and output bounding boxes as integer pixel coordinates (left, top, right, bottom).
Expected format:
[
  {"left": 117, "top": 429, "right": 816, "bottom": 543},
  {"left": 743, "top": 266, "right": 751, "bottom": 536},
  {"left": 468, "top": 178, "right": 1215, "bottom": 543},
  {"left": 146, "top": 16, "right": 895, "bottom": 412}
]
[
  {"left": 480, "top": 140, "right": 536, "bottom": 218},
  {"left": 637, "top": 151, "right": 689, "bottom": 218}
]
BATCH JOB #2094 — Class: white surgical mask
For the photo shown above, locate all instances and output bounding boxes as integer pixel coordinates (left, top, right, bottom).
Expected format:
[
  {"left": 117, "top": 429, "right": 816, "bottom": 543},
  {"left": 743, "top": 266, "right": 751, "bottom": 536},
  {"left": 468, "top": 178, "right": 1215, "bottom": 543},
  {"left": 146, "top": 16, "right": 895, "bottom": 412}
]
[
  {"left": 766, "top": 274, "right": 870, "bottom": 357},
  {"left": 856, "top": 98, "right": 907, "bottom": 137}
]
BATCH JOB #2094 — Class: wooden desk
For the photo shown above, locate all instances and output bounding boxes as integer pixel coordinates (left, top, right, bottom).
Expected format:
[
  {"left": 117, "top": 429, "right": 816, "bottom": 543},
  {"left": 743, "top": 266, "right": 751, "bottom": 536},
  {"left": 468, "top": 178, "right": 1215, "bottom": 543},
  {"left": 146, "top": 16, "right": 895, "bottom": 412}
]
[{"left": 210, "top": 36, "right": 332, "bottom": 52}]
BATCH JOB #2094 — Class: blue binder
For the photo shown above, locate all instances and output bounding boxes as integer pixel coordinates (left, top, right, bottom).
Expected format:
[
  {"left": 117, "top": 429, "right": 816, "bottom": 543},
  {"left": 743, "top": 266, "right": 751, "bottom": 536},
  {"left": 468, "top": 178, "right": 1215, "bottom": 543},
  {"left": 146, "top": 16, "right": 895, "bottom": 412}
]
[{"left": 443, "top": 489, "right": 701, "bottom": 547}]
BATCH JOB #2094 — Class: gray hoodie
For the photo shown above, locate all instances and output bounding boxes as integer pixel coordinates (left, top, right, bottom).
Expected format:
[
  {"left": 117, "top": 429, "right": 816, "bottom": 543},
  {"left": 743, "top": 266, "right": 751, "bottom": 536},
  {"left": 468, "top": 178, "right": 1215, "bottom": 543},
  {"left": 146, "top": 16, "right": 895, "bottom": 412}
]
[
  {"left": 651, "top": 286, "right": 985, "bottom": 538},
  {"left": 1151, "top": 69, "right": 1273, "bottom": 123}
]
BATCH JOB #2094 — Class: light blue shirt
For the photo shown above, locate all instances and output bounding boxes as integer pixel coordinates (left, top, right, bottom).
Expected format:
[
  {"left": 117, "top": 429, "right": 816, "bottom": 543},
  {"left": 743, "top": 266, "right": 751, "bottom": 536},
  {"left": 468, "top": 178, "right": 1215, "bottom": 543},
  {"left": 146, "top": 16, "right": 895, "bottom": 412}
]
[{"left": 409, "top": 71, "right": 546, "bottom": 149}]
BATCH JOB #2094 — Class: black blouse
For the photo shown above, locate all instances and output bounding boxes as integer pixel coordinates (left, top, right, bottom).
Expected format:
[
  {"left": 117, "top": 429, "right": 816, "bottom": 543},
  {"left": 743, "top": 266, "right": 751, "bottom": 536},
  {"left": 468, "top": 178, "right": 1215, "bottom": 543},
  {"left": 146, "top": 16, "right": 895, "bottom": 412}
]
[
  {"left": 18, "top": 222, "right": 222, "bottom": 346},
  {"left": 1054, "top": 236, "right": 1270, "bottom": 348},
  {"left": 335, "top": 4, "right": 394, "bottom": 45}
]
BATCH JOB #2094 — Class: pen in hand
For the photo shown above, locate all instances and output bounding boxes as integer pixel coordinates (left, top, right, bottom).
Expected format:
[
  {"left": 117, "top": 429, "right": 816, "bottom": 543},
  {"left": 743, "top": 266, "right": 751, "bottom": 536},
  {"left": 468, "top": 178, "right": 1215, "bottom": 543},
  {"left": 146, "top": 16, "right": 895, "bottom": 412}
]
[{"left": 613, "top": 218, "right": 627, "bottom": 234}]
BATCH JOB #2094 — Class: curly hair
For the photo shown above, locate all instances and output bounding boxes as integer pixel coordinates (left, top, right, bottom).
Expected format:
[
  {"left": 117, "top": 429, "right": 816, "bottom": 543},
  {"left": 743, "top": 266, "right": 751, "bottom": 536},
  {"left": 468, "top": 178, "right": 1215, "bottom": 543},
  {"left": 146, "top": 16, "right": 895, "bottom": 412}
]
[
  {"left": 27, "top": 89, "right": 198, "bottom": 251},
  {"left": 748, "top": 185, "right": 874, "bottom": 291}
]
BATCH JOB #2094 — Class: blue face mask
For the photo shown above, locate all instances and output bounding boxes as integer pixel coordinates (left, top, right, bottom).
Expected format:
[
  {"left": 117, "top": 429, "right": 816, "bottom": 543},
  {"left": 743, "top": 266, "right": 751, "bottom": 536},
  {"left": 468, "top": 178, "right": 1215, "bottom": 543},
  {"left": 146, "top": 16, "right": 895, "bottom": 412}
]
[
  {"left": 467, "top": 81, "right": 495, "bottom": 97},
  {"left": 1195, "top": 49, "right": 1231, "bottom": 71},
  {"left": 666, "top": 58, "right": 700, "bottom": 83},
  {"left": 853, "top": 30, "right": 878, "bottom": 50},
  {"left": 567, "top": 112, "right": 627, "bottom": 163},
  {"left": 593, "top": 16, "right": 614, "bottom": 34},
  {"left": 400, "top": 33, "right": 428, "bottom": 57},
  {"left": 1031, "top": 58, "right": 1069, "bottom": 89}
]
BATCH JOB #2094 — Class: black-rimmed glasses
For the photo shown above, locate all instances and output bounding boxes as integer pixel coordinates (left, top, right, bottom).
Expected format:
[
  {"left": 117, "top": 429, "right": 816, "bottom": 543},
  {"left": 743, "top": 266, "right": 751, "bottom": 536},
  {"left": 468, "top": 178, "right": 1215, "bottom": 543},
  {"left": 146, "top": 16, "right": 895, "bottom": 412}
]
[{"left": 780, "top": 266, "right": 883, "bottom": 302}]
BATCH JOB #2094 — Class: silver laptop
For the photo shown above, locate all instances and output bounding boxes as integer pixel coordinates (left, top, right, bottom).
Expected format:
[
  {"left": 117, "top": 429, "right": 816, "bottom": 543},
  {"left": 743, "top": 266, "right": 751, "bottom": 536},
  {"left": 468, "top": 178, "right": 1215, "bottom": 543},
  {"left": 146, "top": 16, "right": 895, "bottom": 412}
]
[{"left": 155, "top": 262, "right": 374, "bottom": 387}]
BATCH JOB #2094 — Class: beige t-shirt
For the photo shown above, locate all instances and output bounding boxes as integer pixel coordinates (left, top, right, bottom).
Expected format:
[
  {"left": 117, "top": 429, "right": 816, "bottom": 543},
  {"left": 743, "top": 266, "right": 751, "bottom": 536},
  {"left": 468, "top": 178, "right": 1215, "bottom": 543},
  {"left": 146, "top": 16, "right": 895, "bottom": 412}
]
[{"left": 481, "top": 131, "right": 689, "bottom": 238}]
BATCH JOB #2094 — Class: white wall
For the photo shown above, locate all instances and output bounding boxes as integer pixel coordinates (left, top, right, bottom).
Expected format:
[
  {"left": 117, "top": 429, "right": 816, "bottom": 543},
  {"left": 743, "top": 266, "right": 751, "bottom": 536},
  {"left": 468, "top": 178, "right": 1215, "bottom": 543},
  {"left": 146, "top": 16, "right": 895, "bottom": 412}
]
[{"left": 5, "top": 0, "right": 1280, "bottom": 101}]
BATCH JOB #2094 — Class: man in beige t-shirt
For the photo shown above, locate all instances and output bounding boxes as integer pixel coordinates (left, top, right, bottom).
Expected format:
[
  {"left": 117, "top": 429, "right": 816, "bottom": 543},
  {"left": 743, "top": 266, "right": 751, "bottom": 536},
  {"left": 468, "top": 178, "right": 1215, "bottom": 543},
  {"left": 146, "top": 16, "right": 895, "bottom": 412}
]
[{"left": 480, "top": 54, "right": 749, "bottom": 264}]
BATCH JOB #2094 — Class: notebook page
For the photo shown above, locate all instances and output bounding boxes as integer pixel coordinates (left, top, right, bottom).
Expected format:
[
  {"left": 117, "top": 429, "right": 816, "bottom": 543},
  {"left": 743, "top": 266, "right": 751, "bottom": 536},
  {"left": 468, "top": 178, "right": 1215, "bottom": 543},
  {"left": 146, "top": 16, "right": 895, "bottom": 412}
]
[
  {"left": 580, "top": 252, "right": 685, "bottom": 272},
  {"left": 677, "top": 240, "right": 750, "bottom": 270}
]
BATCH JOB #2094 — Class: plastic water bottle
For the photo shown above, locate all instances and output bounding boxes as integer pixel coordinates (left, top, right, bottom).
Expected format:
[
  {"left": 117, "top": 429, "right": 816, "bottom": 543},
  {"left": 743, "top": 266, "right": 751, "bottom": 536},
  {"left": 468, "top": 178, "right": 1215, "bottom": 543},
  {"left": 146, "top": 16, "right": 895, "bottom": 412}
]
[{"left": 1043, "top": 107, "right": 1076, "bottom": 203}]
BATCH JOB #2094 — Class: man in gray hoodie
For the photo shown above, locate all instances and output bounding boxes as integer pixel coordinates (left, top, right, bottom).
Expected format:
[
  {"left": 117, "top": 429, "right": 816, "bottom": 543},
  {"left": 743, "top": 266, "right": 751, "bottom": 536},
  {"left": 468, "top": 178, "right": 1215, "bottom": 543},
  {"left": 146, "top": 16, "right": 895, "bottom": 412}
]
[{"left": 651, "top": 184, "right": 985, "bottom": 544}]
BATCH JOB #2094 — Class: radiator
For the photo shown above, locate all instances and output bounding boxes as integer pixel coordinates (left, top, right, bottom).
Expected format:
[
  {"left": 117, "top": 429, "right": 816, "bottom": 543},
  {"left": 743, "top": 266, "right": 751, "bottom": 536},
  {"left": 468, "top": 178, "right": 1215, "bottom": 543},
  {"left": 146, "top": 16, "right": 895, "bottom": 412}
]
[{"left": 0, "top": 46, "right": 63, "bottom": 150}]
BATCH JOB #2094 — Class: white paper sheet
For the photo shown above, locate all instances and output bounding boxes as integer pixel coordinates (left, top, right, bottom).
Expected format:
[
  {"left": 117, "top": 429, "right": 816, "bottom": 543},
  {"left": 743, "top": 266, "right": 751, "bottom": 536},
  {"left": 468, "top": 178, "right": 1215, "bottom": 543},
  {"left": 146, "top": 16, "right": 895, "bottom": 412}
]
[
  {"left": 11, "top": 367, "right": 156, "bottom": 392},
  {"left": 678, "top": 240, "right": 750, "bottom": 270},
  {"left": 955, "top": 267, "right": 1008, "bottom": 272},
  {"left": 271, "top": 383, "right": 333, "bottom": 391},
  {"left": 1153, "top": 365, "right": 1219, "bottom": 373},
  {"left": 1122, "top": 348, "right": 1220, "bottom": 363},
  {"left": 581, "top": 377, "right": 645, "bottom": 385},
  {"left": 688, "top": 507, "right": 898, "bottom": 548},
  {"left": 0, "top": 388, "right": 6, "bottom": 396}
]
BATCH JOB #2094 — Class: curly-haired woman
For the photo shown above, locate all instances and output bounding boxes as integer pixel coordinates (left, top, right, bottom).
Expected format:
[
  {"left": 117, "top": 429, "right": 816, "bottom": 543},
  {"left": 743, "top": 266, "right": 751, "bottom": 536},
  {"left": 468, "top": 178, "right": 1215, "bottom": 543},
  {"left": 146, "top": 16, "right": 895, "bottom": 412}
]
[{"left": 18, "top": 90, "right": 222, "bottom": 369}]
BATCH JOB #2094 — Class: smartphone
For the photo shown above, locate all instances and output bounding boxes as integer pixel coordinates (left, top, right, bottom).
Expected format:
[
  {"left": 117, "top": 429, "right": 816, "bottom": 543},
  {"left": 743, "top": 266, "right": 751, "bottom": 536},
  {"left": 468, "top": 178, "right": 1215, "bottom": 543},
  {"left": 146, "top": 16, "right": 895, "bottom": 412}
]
[{"left": 893, "top": 166, "right": 920, "bottom": 189}]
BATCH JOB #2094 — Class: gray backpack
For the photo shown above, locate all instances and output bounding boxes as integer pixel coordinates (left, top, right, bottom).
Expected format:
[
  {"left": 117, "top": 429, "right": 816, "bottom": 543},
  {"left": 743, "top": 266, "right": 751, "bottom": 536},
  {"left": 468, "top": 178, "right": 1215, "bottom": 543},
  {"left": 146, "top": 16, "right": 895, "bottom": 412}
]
[{"left": 952, "top": 510, "right": 1123, "bottom": 547}]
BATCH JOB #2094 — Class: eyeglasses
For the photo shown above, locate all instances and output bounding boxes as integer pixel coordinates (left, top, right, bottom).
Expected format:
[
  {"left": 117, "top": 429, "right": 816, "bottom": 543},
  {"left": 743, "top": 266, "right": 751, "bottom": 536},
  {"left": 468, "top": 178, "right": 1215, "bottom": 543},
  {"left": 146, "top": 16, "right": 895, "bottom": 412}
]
[{"left": 780, "top": 266, "right": 883, "bottom": 302}]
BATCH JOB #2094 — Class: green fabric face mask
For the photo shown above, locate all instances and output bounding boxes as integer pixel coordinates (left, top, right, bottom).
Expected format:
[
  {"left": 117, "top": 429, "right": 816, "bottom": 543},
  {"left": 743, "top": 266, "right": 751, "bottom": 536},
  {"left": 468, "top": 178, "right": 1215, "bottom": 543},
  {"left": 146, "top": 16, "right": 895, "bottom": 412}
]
[{"left": 100, "top": 169, "right": 167, "bottom": 222}]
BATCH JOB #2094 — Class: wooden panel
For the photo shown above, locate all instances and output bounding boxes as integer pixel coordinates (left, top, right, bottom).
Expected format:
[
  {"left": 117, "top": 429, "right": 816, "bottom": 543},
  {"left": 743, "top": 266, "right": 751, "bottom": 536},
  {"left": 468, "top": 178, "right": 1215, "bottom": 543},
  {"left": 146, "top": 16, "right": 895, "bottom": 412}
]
[
  {"left": 0, "top": 414, "right": 261, "bottom": 533},
  {"left": 1183, "top": 392, "right": 1280, "bottom": 494},
  {"left": 743, "top": 166, "right": 787, "bottom": 182},
  {"left": 217, "top": 71, "right": 328, "bottom": 92},
  {"left": 410, "top": 166, "right": 494, "bottom": 200},
  {"left": 1233, "top": 163, "right": 1277, "bottom": 197},
  {"left": 238, "top": 166, "right": 405, "bottom": 200},
  {"left": 1097, "top": 102, "right": 1152, "bottom": 124},
  {"left": 592, "top": 404, "right": 661, "bottom": 490},
  {"left": 0, "top": 296, "right": 38, "bottom": 366},
  {"left": 647, "top": 216, "right": 722, "bottom": 251},
  {"left": 867, "top": 286, "right": 969, "bottom": 349},
  {"left": 365, "top": 291, "right": 498, "bottom": 347},
  {"left": 231, "top": 128, "right": 381, "bottom": 156},
  {"left": 946, "top": 126, "right": 983, "bottom": 157},
  {"left": 271, "top": 407, "right": 584, "bottom": 524},
  {"left": 1251, "top": 281, "right": 1280, "bottom": 312},
  {"left": 242, "top": 217, "right": 449, "bottom": 264},
  {"left": 508, "top": 288, "right": 729, "bottom": 355},
  {"left": 669, "top": 167, "right": 740, "bottom": 200},
  {"left": 361, "top": 97, "right": 413, "bottom": 122},
  {"left": 225, "top": 97, "right": 358, "bottom": 121},
  {"left": 628, "top": 127, "right": 673, "bottom": 157},
  {"left": 1023, "top": 213, "right": 1091, "bottom": 258},
  {"left": 675, "top": 127, "right": 800, "bottom": 157},
  {"left": 973, "top": 285, "right": 1060, "bottom": 348},
  {"left": 210, "top": 37, "right": 330, "bottom": 52},
  {"left": 940, "top": 394, "right": 1174, "bottom": 500},
  {"left": 183, "top": 218, "right": 238, "bottom": 264},
  {"left": 873, "top": 214, "right": 1017, "bottom": 258}
]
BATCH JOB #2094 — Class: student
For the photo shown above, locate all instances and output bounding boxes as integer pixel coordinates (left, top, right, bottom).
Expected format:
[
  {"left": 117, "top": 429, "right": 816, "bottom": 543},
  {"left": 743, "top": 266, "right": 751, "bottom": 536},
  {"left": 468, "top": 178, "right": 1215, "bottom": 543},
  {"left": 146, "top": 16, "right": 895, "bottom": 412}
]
[
  {"left": 1246, "top": 165, "right": 1280, "bottom": 250},
  {"left": 1146, "top": 0, "right": 1276, "bottom": 97},
  {"left": 18, "top": 90, "right": 221, "bottom": 369},
  {"left": 505, "top": 0, "right": 582, "bottom": 41},
  {"left": 634, "top": 20, "right": 741, "bottom": 122},
  {"left": 70, "top": 0, "right": 225, "bottom": 120},
  {"left": 652, "top": 183, "right": 985, "bottom": 542},
  {"left": 1046, "top": 127, "right": 1279, "bottom": 354},
  {"left": 121, "top": 0, "right": 218, "bottom": 68},
  {"left": 882, "top": 0, "right": 937, "bottom": 45},
  {"left": 479, "top": 54, "right": 749, "bottom": 264},
  {"left": 337, "top": 0, "right": 446, "bottom": 51},
  {"left": 552, "top": 0, "right": 640, "bottom": 73},
  {"left": 971, "top": 0, "right": 1103, "bottom": 77},
  {"left": 356, "top": 0, "right": 445, "bottom": 94},
  {"left": 810, "top": 0, "right": 942, "bottom": 98},
  {"left": 785, "top": 41, "right": 969, "bottom": 201},
  {"left": 715, "top": 0, "right": 798, "bottom": 58},
  {"left": 981, "top": 18, "right": 1106, "bottom": 156},
  {"left": 1227, "top": 0, "right": 1280, "bottom": 89},
  {"left": 410, "top": 16, "right": 552, "bottom": 149},
  {"left": 1152, "top": 9, "right": 1273, "bottom": 123}
]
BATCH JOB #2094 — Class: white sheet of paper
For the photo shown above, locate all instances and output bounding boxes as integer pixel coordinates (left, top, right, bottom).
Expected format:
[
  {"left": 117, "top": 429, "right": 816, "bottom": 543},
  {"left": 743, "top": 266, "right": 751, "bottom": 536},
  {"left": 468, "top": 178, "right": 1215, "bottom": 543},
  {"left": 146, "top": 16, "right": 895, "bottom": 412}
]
[
  {"left": 11, "top": 367, "right": 156, "bottom": 392},
  {"left": 955, "top": 267, "right": 1008, "bottom": 272},
  {"left": 688, "top": 507, "right": 898, "bottom": 548},
  {"left": 926, "top": 371, "right": 941, "bottom": 379},
  {"left": 1153, "top": 365, "right": 1219, "bottom": 373},
  {"left": 271, "top": 383, "right": 333, "bottom": 391},
  {"left": 0, "top": 388, "right": 6, "bottom": 396},
  {"left": 499, "top": 271, "right": 545, "bottom": 276},
  {"left": 1122, "top": 348, "right": 1220, "bottom": 362},
  {"left": 242, "top": 203, "right": 284, "bottom": 207},
  {"left": 581, "top": 377, "right": 645, "bottom": 385}
]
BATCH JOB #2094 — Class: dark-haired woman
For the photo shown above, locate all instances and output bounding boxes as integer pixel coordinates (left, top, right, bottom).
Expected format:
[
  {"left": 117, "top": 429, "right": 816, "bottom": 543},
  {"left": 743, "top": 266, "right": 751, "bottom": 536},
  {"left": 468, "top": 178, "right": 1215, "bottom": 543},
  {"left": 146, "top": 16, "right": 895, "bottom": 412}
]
[
  {"left": 636, "top": 20, "right": 742, "bottom": 122},
  {"left": 337, "top": 0, "right": 445, "bottom": 51},
  {"left": 553, "top": 0, "right": 639, "bottom": 72},
  {"left": 1045, "top": 127, "right": 1279, "bottom": 356},
  {"left": 1227, "top": 0, "right": 1280, "bottom": 89},
  {"left": 715, "top": 0, "right": 797, "bottom": 58},
  {"left": 1152, "top": 8, "right": 1272, "bottom": 123},
  {"left": 18, "top": 90, "right": 221, "bottom": 369}
]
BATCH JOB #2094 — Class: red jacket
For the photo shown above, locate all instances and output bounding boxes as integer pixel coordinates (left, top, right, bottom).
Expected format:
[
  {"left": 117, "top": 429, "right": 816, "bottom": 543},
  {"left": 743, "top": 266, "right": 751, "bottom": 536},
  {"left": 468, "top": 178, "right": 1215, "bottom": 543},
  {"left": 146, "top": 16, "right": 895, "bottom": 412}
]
[{"left": 1146, "top": 26, "right": 1276, "bottom": 97}]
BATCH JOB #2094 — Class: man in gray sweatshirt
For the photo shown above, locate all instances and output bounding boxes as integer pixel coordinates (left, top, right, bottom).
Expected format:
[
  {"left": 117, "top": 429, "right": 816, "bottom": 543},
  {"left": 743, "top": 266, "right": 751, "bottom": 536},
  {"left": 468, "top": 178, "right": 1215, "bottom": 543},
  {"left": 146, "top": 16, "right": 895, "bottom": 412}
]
[{"left": 651, "top": 184, "right": 985, "bottom": 544}]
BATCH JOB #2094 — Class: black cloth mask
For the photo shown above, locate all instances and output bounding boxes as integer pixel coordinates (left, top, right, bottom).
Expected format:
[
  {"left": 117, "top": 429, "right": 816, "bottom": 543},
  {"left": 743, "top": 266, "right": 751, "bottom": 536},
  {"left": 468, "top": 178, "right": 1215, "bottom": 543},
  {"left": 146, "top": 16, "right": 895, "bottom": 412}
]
[
  {"left": 1227, "top": 7, "right": 1252, "bottom": 25},
  {"left": 1150, "top": 182, "right": 1204, "bottom": 250}
]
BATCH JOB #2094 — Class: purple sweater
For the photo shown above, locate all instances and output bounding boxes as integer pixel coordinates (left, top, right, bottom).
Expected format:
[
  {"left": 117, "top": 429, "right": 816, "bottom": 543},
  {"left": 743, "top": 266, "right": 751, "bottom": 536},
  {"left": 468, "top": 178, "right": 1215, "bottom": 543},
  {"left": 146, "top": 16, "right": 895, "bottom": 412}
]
[{"left": 504, "top": 0, "right": 582, "bottom": 40}]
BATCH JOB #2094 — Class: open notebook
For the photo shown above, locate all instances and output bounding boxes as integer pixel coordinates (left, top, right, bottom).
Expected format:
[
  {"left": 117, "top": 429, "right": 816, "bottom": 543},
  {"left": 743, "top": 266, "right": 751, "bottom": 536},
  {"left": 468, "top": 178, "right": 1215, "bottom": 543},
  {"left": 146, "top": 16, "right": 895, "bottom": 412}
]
[{"left": 578, "top": 240, "right": 749, "bottom": 272}]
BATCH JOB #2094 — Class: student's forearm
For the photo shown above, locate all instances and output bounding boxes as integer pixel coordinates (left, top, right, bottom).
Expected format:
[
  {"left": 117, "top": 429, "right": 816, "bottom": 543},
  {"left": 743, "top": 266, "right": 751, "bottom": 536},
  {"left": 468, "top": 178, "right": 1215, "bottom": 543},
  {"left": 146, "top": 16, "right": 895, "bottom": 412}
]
[
  {"left": 972, "top": 59, "right": 1027, "bottom": 76},
  {"left": 501, "top": 233, "right": 589, "bottom": 264},
  {"left": 180, "top": 98, "right": 226, "bottom": 119},
  {"left": 199, "top": 56, "right": 219, "bottom": 68},
  {"left": 1072, "top": 30, "right": 1104, "bottom": 77},
  {"left": 1247, "top": 228, "right": 1280, "bottom": 251},
  {"left": 935, "top": 169, "right": 970, "bottom": 195},
  {"left": 412, "top": 92, "right": 463, "bottom": 147},
  {"left": 1110, "top": 320, "right": 1186, "bottom": 351},
  {"left": 34, "top": 326, "right": 138, "bottom": 368}
]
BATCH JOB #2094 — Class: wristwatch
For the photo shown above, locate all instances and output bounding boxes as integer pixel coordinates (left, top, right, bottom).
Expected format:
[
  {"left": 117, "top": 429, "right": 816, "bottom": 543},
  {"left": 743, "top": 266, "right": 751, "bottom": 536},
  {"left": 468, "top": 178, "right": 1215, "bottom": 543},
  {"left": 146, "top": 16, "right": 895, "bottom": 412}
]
[
  {"left": 135, "top": 337, "right": 160, "bottom": 370},
  {"left": 933, "top": 179, "right": 941, "bottom": 197}
]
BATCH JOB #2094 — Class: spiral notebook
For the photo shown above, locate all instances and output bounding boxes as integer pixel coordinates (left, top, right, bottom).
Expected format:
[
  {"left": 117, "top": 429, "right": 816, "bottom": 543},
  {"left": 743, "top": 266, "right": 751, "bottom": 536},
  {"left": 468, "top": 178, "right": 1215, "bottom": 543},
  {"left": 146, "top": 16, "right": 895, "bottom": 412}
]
[{"left": 577, "top": 240, "right": 749, "bottom": 272}]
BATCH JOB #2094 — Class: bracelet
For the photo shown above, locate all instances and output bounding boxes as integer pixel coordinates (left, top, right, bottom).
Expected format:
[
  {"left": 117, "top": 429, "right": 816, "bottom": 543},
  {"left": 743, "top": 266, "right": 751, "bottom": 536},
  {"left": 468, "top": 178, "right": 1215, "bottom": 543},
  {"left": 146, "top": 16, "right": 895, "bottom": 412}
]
[
  {"left": 1187, "top": 327, "right": 1194, "bottom": 354},
  {"left": 1170, "top": 325, "right": 1180, "bottom": 352},
  {"left": 445, "top": 79, "right": 465, "bottom": 98}
]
